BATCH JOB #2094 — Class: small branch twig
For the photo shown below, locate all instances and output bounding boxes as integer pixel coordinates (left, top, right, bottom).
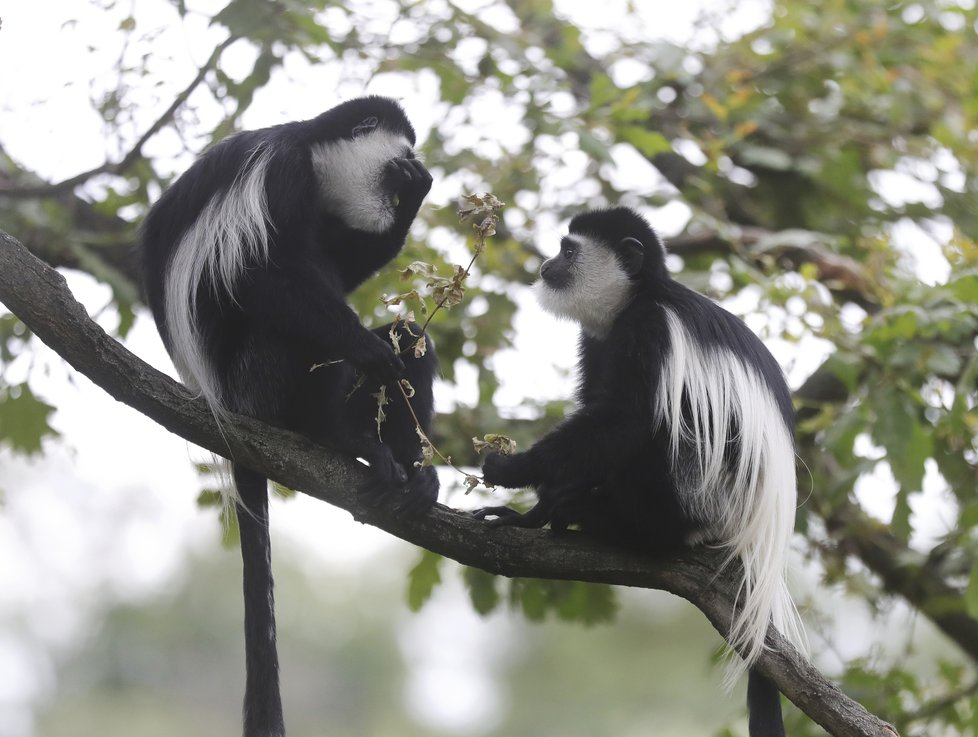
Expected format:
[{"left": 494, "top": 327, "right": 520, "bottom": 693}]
[
  {"left": 0, "top": 229, "right": 897, "bottom": 737},
  {"left": 0, "top": 36, "right": 238, "bottom": 199},
  {"left": 383, "top": 194, "right": 504, "bottom": 487}
]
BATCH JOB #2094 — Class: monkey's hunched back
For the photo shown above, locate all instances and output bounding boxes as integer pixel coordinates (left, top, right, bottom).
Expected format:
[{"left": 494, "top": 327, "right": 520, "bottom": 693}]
[{"left": 141, "top": 96, "right": 438, "bottom": 737}]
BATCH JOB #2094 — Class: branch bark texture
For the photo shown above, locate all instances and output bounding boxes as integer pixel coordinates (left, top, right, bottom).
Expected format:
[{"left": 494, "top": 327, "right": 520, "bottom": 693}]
[{"left": 0, "top": 230, "right": 896, "bottom": 737}]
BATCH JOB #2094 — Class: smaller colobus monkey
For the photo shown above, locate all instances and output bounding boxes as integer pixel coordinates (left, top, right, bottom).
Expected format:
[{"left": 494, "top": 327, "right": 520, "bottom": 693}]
[
  {"left": 477, "top": 207, "right": 803, "bottom": 737},
  {"left": 141, "top": 96, "right": 438, "bottom": 737}
]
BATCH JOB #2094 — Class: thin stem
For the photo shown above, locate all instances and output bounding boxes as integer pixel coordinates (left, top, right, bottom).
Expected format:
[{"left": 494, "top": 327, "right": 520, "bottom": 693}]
[
  {"left": 397, "top": 247, "right": 482, "bottom": 357},
  {"left": 395, "top": 379, "right": 481, "bottom": 482}
]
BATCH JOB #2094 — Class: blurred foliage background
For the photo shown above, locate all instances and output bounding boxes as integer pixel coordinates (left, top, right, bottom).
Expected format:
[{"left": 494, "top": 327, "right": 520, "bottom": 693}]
[{"left": 1, "top": 0, "right": 978, "bottom": 735}]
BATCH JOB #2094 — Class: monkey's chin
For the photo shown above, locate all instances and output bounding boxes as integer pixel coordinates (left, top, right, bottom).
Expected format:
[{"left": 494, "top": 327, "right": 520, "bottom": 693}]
[{"left": 533, "top": 279, "right": 575, "bottom": 322}]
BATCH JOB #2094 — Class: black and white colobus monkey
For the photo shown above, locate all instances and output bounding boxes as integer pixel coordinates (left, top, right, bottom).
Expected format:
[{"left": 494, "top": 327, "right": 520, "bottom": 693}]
[
  {"left": 141, "top": 96, "right": 439, "bottom": 737},
  {"left": 477, "top": 207, "right": 803, "bottom": 737}
]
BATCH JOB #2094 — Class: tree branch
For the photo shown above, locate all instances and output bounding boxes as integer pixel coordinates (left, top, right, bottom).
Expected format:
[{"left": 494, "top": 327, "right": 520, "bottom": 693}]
[
  {"left": 667, "top": 226, "right": 880, "bottom": 312},
  {"left": 0, "top": 230, "right": 895, "bottom": 737},
  {"left": 0, "top": 36, "right": 238, "bottom": 200}
]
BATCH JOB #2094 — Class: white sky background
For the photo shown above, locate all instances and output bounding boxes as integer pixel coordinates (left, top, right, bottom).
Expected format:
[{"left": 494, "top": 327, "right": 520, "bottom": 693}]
[{"left": 0, "top": 1, "right": 962, "bottom": 736}]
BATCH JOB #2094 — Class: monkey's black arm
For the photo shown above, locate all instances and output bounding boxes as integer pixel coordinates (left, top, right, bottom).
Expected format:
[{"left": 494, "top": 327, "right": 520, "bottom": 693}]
[
  {"left": 319, "top": 157, "right": 433, "bottom": 288},
  {"left": 482, "top": 403, "right": 646, "bottom": 489},
  {"left": 236, "top": 265, "right": 405, "bottom": 382},
  {"left": 0, "top": 232, "right": 897, "bottom": 737}
]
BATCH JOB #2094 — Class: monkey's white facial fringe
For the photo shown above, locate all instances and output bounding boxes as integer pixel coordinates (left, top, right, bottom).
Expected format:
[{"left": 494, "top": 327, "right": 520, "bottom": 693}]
[
  {"left": 311, "top": 131, "right": 411, "bottom": 234},
  {"left": 535, "top": 236, "right": 633, "bottom": 339},
  {"left": 656, "top": 309, "right": 804, "bottom": 686},
  {"left": 164, "top": 143, "right": 277, "bottom": 422}
]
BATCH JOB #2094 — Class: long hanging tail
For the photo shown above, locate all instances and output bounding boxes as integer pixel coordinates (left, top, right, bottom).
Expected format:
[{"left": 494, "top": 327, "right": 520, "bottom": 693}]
[
  {"left": 233, "top": 465, "right": 285, "bottom": 737},
  {"left": 747, "top": 670, "right": 784, "bottom": 737}
]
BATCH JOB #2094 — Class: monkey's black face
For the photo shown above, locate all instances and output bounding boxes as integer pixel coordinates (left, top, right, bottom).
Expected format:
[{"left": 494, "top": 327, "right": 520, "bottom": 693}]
[{"left": 539, "top": 236, "right": 578, "bottom": 291}]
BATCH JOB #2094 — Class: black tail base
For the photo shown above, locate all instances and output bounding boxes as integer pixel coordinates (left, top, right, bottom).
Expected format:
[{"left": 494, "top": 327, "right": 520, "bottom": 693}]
[{"left": 747, "top": 669, "right": 784, "bottom": 737}]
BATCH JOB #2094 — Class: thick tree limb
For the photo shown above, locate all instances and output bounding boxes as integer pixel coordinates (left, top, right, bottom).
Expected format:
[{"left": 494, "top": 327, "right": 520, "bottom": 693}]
[{"left": 0, "top": 230, "right": 895, "bottom": 737}]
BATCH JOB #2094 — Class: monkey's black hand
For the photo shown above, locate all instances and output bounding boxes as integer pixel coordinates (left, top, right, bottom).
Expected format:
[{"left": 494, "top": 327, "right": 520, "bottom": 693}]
[
  {"left": 385, "top": 157, "right": 432, "bottom": 213},
  {"left": 482, "top": 451, "right": 535, "bottom": 489},
  {"left": 350, "top": 331, "right": 405, "bottom": 386}
]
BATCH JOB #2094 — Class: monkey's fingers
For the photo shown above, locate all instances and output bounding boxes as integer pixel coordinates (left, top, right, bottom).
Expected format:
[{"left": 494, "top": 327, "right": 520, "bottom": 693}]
[
  {"left": 386, "top": 158, "right": 432, "bottom": 205},
  {"left": 481, "top": 451, "right": 536, "bottom": 489}
]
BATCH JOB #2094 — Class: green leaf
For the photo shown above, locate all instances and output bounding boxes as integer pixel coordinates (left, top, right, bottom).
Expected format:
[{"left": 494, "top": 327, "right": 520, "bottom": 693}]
[
  {"left": 820, "top": 404, "right": 864, "bottom": 465},
  {"left": 406, "top": 550, "right": 443, "bottom": 612},
  {"left": 959, "top": 500, "right": 978, "bottom": 530},
  {"left": 965, "top": 563, "right": 978, "bottom": 618},
  {"left": 866, "top": 306, "right": 922, "bottom": 345},
  {"left": 514, "top": 578, "right": 548, "bottom": 621},
  {"left": 221, "top": 499, "right": 240, "bottom": 549},
  {"left": 946, "top": 271, "right": 978, "bottom": 303},
  {"left": 589, "top": 73, "right": 620, "bottom": 109},
  {"left": 462, "top": 566, "right": 500, "bottom": 615},
  {"left": 738, "top": 143, "right": 793, "bottom": 171},
  {"left": 619, "top": 126, "right": 672, "bottom": 157},
  {"left": 556, "top": 582, "right": 619, "bottom": 625},
  {"left": 924, "top": 344, "right": 963, "bottom": 376},
  {"left": 196, "top": 489, "right": 224, "bottom": 509},
  {"left": 872, "top": 389, "right": 932, "bottom": 501},
  {"left": 578, "top": 129, "right": 613, "bottom": 163},
  {"left": 824, "top": 351, "right": 863, "bottom": 393},
  {"left": 0, "top": 383, "right": 60, "bottom": 456},
  {"left": 891, "top": 488, "right": 912, "bottom": 540}
]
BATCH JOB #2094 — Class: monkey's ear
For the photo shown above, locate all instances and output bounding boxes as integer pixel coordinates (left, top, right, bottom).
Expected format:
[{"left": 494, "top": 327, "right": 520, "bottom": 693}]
[{"left": 616, "top": 237, "right": 645, "bottom": 277}]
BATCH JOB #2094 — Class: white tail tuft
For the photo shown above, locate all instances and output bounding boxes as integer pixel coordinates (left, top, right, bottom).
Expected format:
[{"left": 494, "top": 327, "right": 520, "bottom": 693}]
[{"left": 655, "top": 308, "right": 805, "bottom": 685}]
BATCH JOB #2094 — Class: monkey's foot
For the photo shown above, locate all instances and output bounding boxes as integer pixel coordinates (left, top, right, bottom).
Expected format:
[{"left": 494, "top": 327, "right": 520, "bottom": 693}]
[
  {"left": 473, "top": 503, "right": 551, "bottom": 529},
  {"left": 359, "top": 464, "right": 438, "bottom": 515},
  {"left": 396, "top": 465, "right": 439, "bottom": 515}
]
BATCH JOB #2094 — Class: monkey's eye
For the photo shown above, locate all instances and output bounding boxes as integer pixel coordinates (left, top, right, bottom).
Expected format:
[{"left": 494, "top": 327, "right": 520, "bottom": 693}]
[
  {"left": 404, "top": 149, "right": 416, "bottom": 160},
  {"left": 561, "top": 245, "right": 575, "bottom": 259}
]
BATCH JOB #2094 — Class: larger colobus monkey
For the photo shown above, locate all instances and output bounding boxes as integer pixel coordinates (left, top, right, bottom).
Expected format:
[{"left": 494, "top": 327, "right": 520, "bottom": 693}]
[
  {"left": 477, "top": 207, "right": 803, "bottom": 737},
  {"left": 141, "top": 96, "right": 438, "bottom": 737}
]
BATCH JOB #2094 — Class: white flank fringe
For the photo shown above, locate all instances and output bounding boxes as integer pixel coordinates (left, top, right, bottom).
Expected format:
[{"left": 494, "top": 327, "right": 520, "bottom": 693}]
[
  {"left": 655, "top": 308, "right": 804, "bottom": 686},
  {"left": 163, "top": 142, "right": 276, "bottom": 423}
]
